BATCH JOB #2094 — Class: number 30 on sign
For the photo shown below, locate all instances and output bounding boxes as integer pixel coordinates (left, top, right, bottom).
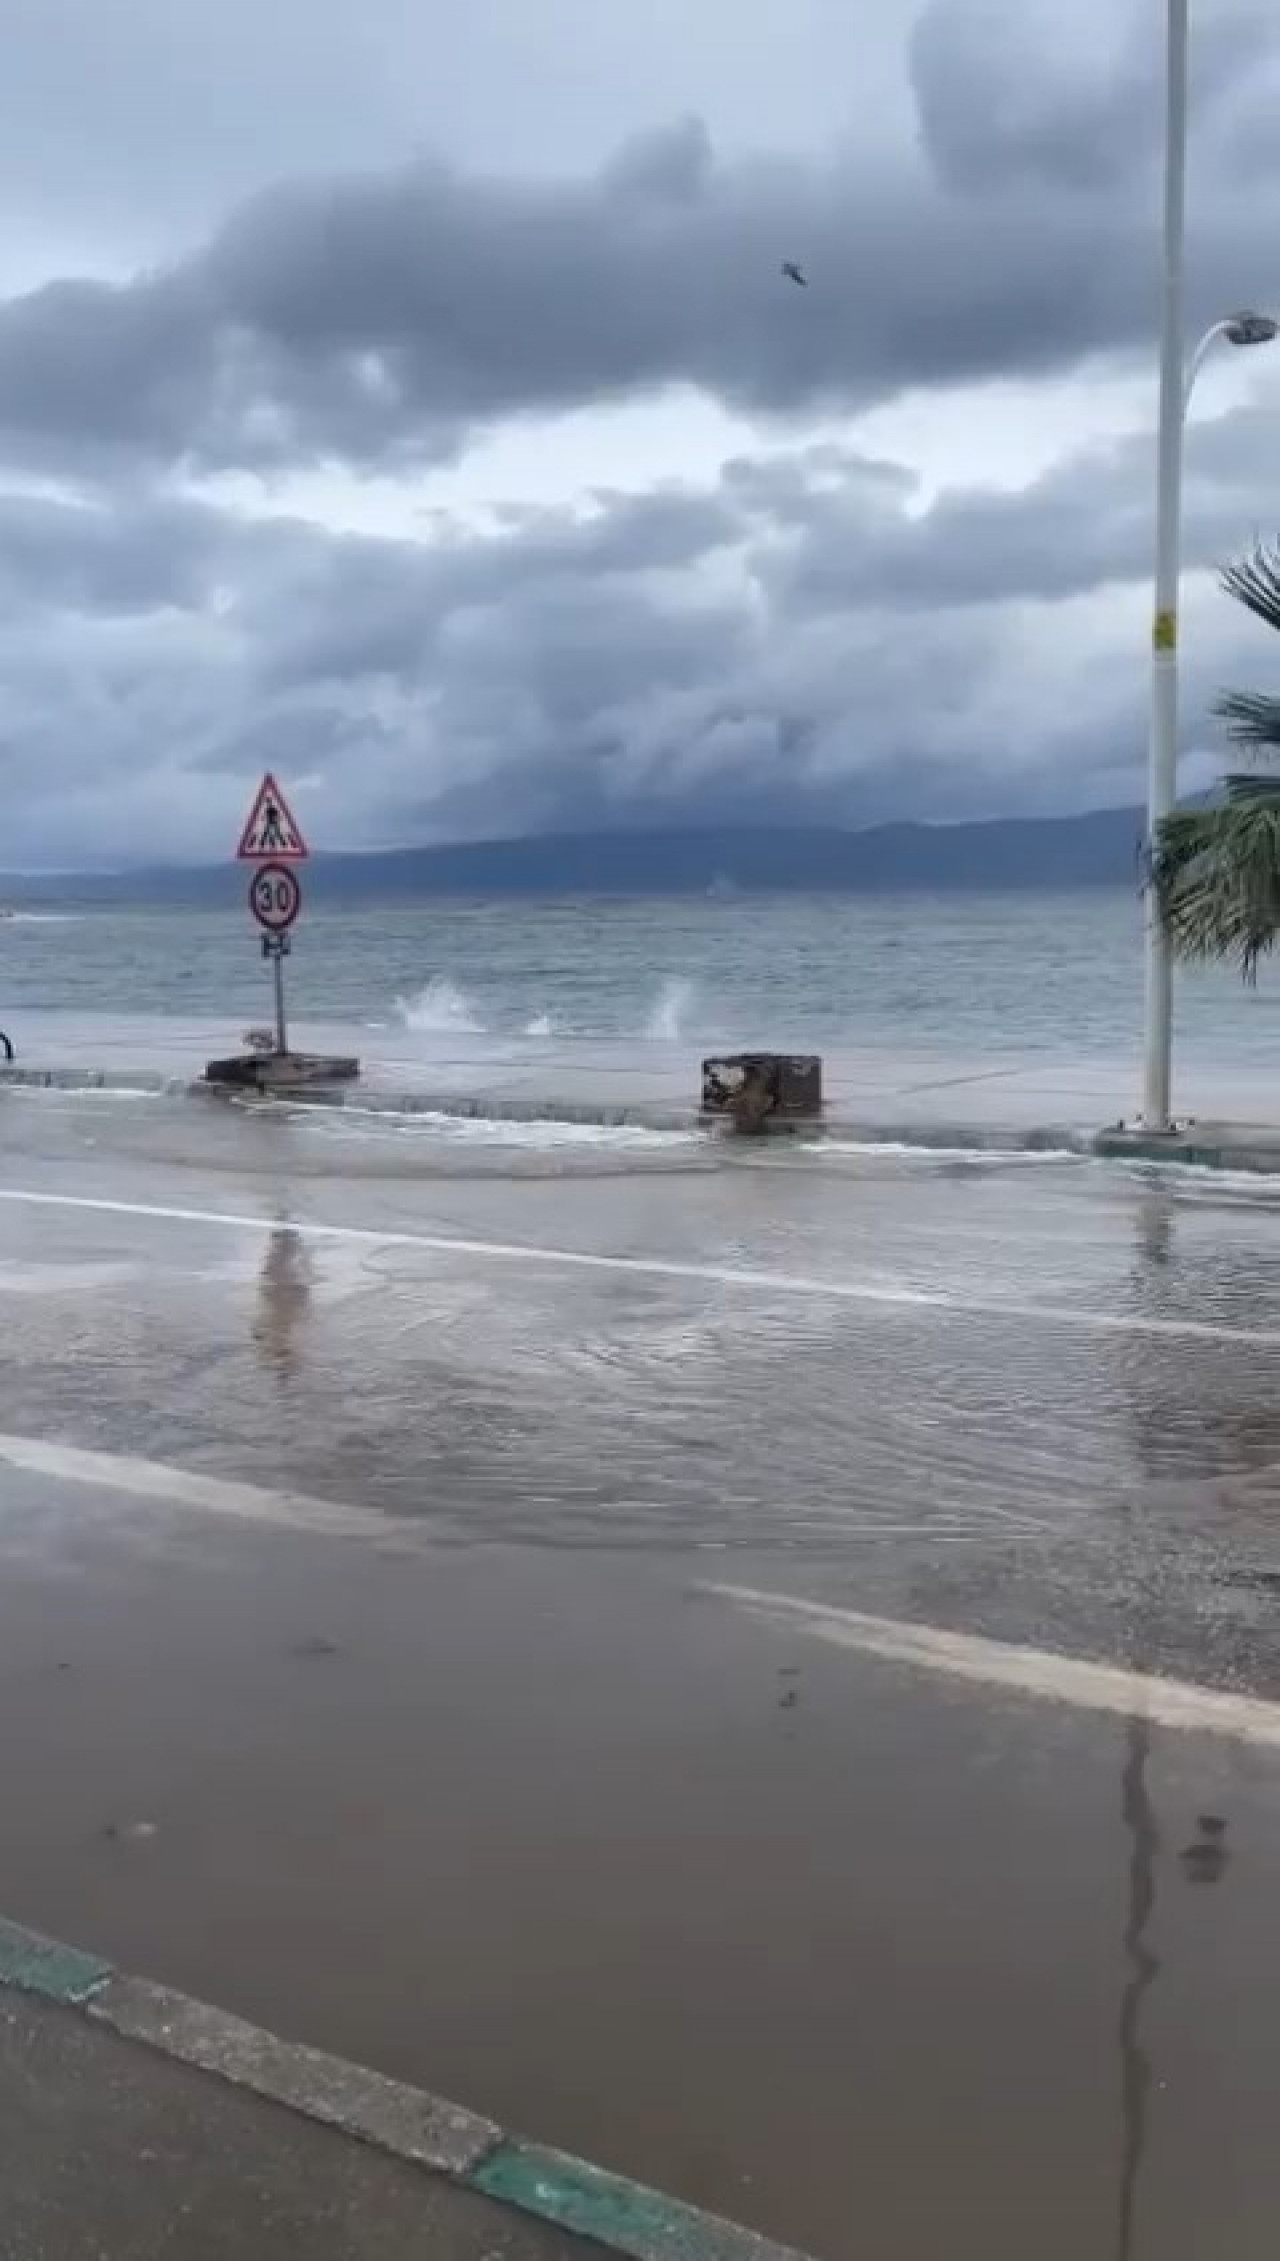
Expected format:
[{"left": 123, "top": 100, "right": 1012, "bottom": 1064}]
[{"left": 249, "top": 862, "right": 302, "bottom": 934}]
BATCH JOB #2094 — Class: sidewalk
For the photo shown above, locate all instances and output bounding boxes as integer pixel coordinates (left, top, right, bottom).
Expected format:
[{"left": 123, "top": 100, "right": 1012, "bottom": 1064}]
[
  {"left": 0, "top": 1919, "right": 809, "bottom": 2261},
  {"left": 4, "top": 1010, "right": 1280, "bottom": 1167},
  {"left": 0, "top": 1989, "right": 577, "bottom": 2260}
]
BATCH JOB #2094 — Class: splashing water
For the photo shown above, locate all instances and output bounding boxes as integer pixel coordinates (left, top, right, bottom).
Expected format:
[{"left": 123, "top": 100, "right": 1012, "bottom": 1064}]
[
  {"left": 394, "top": 977, "right": 483, "bottom": 1034},
  {"left": 644, "top": 975, "right": 695, "bottom": 1041},
  {"left": 390, "top": 976, "right": 697, "bottom": 1040}
]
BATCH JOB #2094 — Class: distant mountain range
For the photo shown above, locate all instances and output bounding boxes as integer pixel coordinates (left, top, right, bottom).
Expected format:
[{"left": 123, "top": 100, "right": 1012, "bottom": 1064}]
[{"left": 4, "top": 807, "right": 1145, "bottom": 902}]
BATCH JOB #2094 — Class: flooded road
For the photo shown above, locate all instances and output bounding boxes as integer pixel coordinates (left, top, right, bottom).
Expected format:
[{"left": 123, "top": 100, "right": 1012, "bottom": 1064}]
[{"left": 1, "top": 1088, "right": 1279, "bottom": 2255}]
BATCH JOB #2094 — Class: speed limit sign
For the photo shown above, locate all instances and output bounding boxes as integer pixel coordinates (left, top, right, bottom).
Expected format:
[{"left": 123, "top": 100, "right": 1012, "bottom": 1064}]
[{"left": 249, "top": 861, "right": 301, "bottom": 934}]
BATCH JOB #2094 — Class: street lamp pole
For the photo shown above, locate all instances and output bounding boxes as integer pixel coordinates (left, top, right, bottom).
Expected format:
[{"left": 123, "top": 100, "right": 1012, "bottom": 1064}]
[
  {"left": 1140, "top": 2, "right": 1277, "bottom": 1130},
  {"left": 1182, "top": 321, "right": 1235, "bottom": 413},
  {"left": 1140, "top": 0, "right": 1189, "bottom": 1133}
]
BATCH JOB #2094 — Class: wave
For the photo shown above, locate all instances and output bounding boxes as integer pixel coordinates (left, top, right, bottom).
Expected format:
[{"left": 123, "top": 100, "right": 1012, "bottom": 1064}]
[
  {"left": 389, "top": 975, "right": 699, "bottom": 1042},
  {"left": 294, "top": 1105, "right": 698, "bottom": 1152},
  {"left": 642, "top": 975, "right": 696, "bottom": 1041},
  {"left": 4, "top": 910, "right": 84, "bottom": 924},
  {"left": 394, "top": 977, "right": 483, "bottom": 1034}
]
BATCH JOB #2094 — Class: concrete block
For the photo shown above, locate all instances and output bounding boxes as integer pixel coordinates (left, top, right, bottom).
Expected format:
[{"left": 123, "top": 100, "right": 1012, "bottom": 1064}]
[
  {"left": 204, "top": 1051, "right": 360, "bottom": 1091},
  {"left": 701, "top": 1053, "right": 822, "bottom": 1131}
]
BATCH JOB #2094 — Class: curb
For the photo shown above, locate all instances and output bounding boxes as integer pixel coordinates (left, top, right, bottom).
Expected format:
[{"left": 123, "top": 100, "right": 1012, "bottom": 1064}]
[
  {"left": 13, "top": 1060, "right": 1280, "bottom": 1173},
  {"left": 1093, "top": 1127, "right": 1280, "bottom": 1174},
  {"left": 0, "top": 1914, "right": 814, "bottom": 2261},
  {"left": 0, "top": 1062, "right": 1091, "bottom": 1155},
  {"left": 0, "top": 1066, "right": 187, "bottom": 1097}
]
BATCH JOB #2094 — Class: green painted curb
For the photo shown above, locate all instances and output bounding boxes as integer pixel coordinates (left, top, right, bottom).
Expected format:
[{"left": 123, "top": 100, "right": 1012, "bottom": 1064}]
[
  {"left": 0, "top": 1914, "right": 817, "bottom": 2259},
  {"left": 0, "top": 1917, "right": 112, "bottom": 2005},
  {"left": 472, "top": 2140, "right": 811, "bottom": 2261}
]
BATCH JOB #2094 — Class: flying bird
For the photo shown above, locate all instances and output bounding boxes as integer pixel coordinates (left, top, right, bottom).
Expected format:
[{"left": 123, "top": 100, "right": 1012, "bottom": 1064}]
[{"left": 781, "top": 261, "right": 808, "bottom": 287}]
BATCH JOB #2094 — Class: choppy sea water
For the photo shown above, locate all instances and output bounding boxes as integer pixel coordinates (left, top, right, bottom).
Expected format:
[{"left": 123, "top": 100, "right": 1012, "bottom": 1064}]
[{"left": 2, "top": 889, "right": 1278, "bottom": 1067}]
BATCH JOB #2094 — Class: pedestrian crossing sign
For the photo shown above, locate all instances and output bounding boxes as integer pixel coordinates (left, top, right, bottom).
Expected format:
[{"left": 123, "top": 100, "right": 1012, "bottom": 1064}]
[{"left": 236, "top": 773, "right": 308, "bottom": 861}]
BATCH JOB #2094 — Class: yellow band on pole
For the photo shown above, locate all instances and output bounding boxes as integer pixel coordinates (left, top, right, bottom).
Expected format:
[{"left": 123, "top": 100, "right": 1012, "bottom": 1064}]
[{"left": 1153, "top": 610, "right": 1177, "bottom": 652}]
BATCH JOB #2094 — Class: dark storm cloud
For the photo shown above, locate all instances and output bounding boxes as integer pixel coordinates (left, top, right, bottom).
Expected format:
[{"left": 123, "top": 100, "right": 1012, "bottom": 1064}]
[
  {"left": 244, "top": 485, "right": 741, "bottom": 692},
  {"left": 0, "top": 490, "right": 239, "bottom": 613},
  {"left": 0, "top": 1, "right": 1277, "bottom": 476},
  {"left": 4, "top": 0, "right": 1280, "bottom": 867},
  {"left": 4, "top": 398, "right": 1278, "bottom": 869}
]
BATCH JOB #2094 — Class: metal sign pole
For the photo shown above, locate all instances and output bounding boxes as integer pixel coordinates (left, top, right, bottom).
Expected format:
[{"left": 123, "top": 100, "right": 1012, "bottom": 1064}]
[
  {"left": 263, "top": 934, "right": 290, "bottom": 1055},
  {"left": 209, "top": 786, "right": 358, "bottom": 1091}
]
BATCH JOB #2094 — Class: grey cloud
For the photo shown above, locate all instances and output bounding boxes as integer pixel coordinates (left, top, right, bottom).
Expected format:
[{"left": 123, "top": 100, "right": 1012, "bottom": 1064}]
[
  {"left": 726, "top": 405, "right": 1280, "bottom": 621},
  {"left": 909, "top": 0, "right": 1157, "bottom": 192},
  {"left": 5, "top": 0, "right": 1280, "bottom": 866},
  {"left": 0, "top": 0, "right": 914, "bottom": 260},
  {"left": 0, "top": 490, "right": 242, "bottom": 613},
  {"left": 909, "top": 0, "right": 1264, "bottom": 193},
  {"left": 0, "top": 0, "right": 1278, "bottom": 478},
  {"left": 3, "top": 396, "right": 1277, "bottom": 868},
  {"left": 252, "top": 486, "right": 742, "bottom": 692}
]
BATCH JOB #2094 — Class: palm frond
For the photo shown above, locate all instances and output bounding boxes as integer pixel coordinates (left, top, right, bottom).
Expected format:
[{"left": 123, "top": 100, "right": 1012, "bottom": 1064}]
[
  {"left": 1222, "top": 771, "right": 1280, "bottom": 808},
  {"left": 1214, "top": 688, "right": 1280, "bottom": 753},
  {"left": 1154, "top": 796, "right": 1280, "bottom": 982},
  {"left": 1221, "top": 540, "right": 1280, "bottom": 638},
  {"left": 1151, "top": 539, "right": 1280, "bottom": 979}
]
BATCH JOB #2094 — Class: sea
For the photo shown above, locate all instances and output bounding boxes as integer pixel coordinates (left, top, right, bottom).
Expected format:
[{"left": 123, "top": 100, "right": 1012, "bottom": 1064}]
[{"left": 1, "top": 888, "right": 1277, "bottom": 1070}]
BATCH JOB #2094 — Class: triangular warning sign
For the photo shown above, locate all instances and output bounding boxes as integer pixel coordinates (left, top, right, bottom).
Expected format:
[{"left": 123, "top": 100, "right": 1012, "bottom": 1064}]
[{"left": 237, "top": 772, "right": 308, "bottom": 861}]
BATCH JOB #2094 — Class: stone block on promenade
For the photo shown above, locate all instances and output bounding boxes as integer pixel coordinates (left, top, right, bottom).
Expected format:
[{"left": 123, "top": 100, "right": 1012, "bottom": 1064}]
[
  {"left": 204, "top": 1051, "right": 360, "bottom": 1092},
  {"left": 701, "top": 1052, "right": 822, "bottom": 1132}
]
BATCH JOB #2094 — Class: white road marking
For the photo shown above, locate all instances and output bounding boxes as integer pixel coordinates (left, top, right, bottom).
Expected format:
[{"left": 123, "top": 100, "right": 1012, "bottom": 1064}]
[
  {"left": 0, "top": 1183, "right": 1277, "bottom": 1345},
  {"left": 711, "top": 1583, "right": 1280, "bottom": 1748},
  {"left": 0, "top": 1433, "right": 417, "bottom": 1548}
]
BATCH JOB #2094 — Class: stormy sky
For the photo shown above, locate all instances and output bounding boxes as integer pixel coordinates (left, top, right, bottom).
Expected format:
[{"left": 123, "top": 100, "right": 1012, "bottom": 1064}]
[{"left": 4, "top": 0, "right": 1280, "bottom": 866}]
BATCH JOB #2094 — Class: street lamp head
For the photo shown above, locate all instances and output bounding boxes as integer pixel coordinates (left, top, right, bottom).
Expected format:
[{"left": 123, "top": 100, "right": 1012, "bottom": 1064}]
[{"left": 1224, "top": 311, "right": 1279, "bottom": 347}]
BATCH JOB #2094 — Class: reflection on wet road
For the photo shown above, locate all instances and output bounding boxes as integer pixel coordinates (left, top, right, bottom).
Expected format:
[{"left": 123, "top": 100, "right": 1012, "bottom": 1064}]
[
  {"left": 5, "top": 1095, "right": 1280, "bottom": 1685},
  {"left": 1117, "top": 1720, "right": 1160, "bottom": 2261},
  {"left": 1, "top": 1089, "right": 1279, "bottom": 2256}
]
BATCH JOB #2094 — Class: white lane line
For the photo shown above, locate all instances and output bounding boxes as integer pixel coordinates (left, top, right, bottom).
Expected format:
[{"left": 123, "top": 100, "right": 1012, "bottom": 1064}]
[
  {"left": 0, "top": 1184, "right": 1278, "bottom": 1346},
  {"left": 0, "top": 1433, "right": 415, "bottom": 1548},
  {"left": 710, "top": 1583, "right": 1280, "bottom": 1748}
]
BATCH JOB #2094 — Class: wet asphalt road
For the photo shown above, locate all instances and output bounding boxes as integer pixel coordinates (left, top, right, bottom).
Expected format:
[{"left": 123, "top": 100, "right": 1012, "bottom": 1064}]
[{"left": 1, "top": 1088, "right": 1280, "bottom": 2256}]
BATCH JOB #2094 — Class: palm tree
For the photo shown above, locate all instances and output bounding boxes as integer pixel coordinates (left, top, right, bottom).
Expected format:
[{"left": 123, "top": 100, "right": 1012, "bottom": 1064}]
[{"left": 1155, "top": 541, "right": 1280, "bottom": 981}]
